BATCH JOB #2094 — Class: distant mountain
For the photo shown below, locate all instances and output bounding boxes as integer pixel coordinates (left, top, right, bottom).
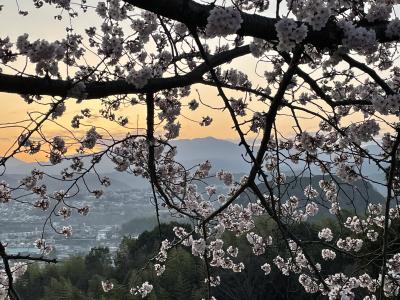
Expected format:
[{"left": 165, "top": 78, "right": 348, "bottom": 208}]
[
  {"left": 0, "top": 137, "right": 251, "bottom": 190},
  {"left": 0, "top": 157, "right": 35, "bottom": 174},
  {"left": 172, "top": 137, "right": 252, "bottom": 173},
  {"left": 239, "top": 175, "right": 384, "bottom": 215},
  {"left": 0, "top": 137, "right": 389, "bottom": 194}
]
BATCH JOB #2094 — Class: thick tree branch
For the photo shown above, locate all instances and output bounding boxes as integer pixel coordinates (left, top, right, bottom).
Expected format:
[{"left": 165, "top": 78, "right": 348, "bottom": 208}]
[
  {"left": 0, "top": 46, "right": 250, "bottom": 98},
  {"left": 124, "top": 0, "right": 398, "bottom": 48}
]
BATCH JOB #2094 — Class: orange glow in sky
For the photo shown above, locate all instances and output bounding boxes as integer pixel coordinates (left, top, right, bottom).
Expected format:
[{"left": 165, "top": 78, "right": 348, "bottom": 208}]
[{"left": 0, "top": 1, "right": 394, "bottom": 164}]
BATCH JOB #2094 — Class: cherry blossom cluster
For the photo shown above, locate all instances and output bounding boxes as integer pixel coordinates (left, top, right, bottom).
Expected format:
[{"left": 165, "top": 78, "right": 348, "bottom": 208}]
[
  {"left": 302, "top": 199, "right": 318, "bottom": 216},
  {"left": 130, "top": 282, "right": 154, "bottom": 298},
  {"left": 49, "top": 136, "right": 67, "bottom": 165},
  {"left": 111, "top": 136, "right": 149, "bottom": 173},
  {"left": 217, "top": 201, "right": 265, "bottom": 235},
  {"left": 208, "top": 239, "right": 244, "bottom": 272},
  {"left": 173, "top": 227, "right": 246, "bottom": 275},
  {"left": 96, "top": 0, "right": 128, "bottom": 21},
  {"left": 178, "top": 185, "right": 214, "bottom": 218},
  {"left": 194, "top": 161, "right": 212, "bottom": 179},
  {"left": 336, "top": 237, "right": 363, "bottom": 252},
  {"left": 386, "top": 18, "right": 400, "bottom": 39},
  {"left": 205, "top": 275, "right": 221, "bottom": 287},
  {"left": 154, "top": 264, "right": 165, "bottom": 276},
  {"left": 235, "top": 0, "right": 270, "bottom": 12},
  {"left": 298, "top": 274, "right": 319, "bottom": 293},
  {"left": 335, "top": 202, "right": 400, "bottom": 245},
  {"left": 338, "top": 21, "right": 378, "bottom": 54},
  {"left": 98, "top": 28, "right": 124, "bottom": 64},
  {"left": 153, "top": 225, "right": 248, "bottom": 296},
  {"left": 246, "top": 232, "right": 271, "bottom": 255},
  {"left": 51, "top": 102, "right": 66, "bottom": 119},
  {"left": 0, "top": 181, "right": 11, "bottom": 203},
  {"left": 275, "top": 17, "right": 308, "bottom": 52},
  {"left": 322, "top": 273, "right": 378, "bottom": 299},
  {"left": 0, "top": 37, "right": 15, "bottom": 65},
  {"left": 216, "top": 170, "right": 234, "bottom": 186},
  {"left": 346, "top": 120, "right": 380, "bottom": 144},
  {"left": 276, "top": 196, "right": 319, "bottom": 223},
  {"left": 42, "top": 0, "right": 71, "bottom": 10},
  {"left": 81, "top": 127, "right": 101, "bottom": 149},
  {"left": 381, "top": 132, "right": 400, "bottom": 156},
  {"left": 366, "top": 3, "right": 392, "bottom": 22},
  {"left": 34, "top": 238, "right": 53, "bottom": 255},
  {"left": 188, "top": 99, "right": 199, "bottom": 111},
  {"left": 318, "top": 228, "right": 333, "bottom": 244},
  {"left": 20, "top": 169, "right": 44, "bottom": 191},
  {"left": 200, "top": 116, "right": 213, "bottom": 127},
  {"left": 126, "top": 51, "right": 172, "bottom": 89},
  {"left": 318, "top": 180, "right": 341, "bottom": 215},
  {"left": 155, "top": 239, "right": 172, "bottom": 266},
  {"left": 293, "top": 0, "right": 332, "bottom": 31},
  {"left": 221, "top": 69, "right": 251, "bottom": 88},
  {"left": 229, "top": 98, "right": 247, "bottom": 116},
  {"left": 101, "top": 280, "right": 114, "bottom": 293},
  {"left": 280, "top": 196, "right": 304, "bottom": 222},
  {"left": 130, "top": 11, "right": 158, "bottom": 45},
  {"left": 273, "top": 241, "right": 321, "bottom": 278},
  {"left": 372, "top": 94, "right": 400, "bottom": 115},
  {"left": 250, "top": 112, "right": 266, "bottom": 133},
  {"left": 297, "top": 132, "right": 324, "bottom": 153},
  {"left": 16, "top": 34, "right": 72, "bottom": 76},
  {"left": 249, "top": 38, "right": 272, "bottom": 57},
  {"left": 335, "top": 163, "right": 359, "bottom": 184},
  {"left": 295, "top": 255, "right": 380, "bottom": 298},
  {"left": 261, "top": 262, "right": 271, "bottom": 275},
  {"left": 205, "top": 6, "right": 243, "bottom": 38},
  {"left": 303, "top": 185, "right": 318, "bottom": 199},
  {"left": 61, "top": 225, "right": 73, "bottom": 237},
  {"left": 163, "top": 122, "right": 181, "bottom": 139},
  {"left": 382, "top": 253, "right": 400, "bottom": 297},
  {"left": 264, "top": 59, "right": 284, "bottom": 83},
  {"left": 126, "top": 67, "right": 152, "bottom": 89}
]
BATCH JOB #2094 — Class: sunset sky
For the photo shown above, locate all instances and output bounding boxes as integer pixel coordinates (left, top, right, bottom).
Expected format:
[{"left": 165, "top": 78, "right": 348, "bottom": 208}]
[
  {"left": 0, "top": 1, "right": 311, "bottom": 161},
  {"left": 0, "top": 0, "right": 390, "bottom": 163}
]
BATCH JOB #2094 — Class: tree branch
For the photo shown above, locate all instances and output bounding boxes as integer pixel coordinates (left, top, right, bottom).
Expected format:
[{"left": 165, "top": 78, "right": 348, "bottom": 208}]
[
  {"left": 124, "top": 0, "right": 398, "bottom": 48},
  {"left": 0, "top": 46, "right": 250, "bottom": 98},
  {"left": 341, "top": 53, "right": 395, "bottom": 95}
]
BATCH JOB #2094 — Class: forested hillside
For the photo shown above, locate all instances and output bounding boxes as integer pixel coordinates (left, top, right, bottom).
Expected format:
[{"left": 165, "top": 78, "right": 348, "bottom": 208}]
[{"left": 16, "top": 215, "right": 397, "bottom": 300}]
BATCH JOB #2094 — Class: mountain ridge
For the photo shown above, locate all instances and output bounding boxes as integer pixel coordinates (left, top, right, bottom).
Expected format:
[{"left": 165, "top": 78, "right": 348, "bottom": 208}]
[{"left": 1, "top": 137, "right": 387, "bottom": 194}]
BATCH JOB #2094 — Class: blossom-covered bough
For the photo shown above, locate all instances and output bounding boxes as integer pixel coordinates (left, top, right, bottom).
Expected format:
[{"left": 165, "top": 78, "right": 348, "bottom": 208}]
[{"left": 1, "top": 0, "right": 400, "bottom": 299}]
